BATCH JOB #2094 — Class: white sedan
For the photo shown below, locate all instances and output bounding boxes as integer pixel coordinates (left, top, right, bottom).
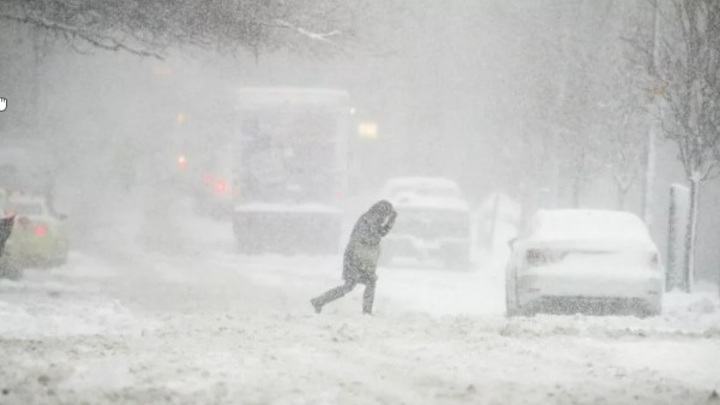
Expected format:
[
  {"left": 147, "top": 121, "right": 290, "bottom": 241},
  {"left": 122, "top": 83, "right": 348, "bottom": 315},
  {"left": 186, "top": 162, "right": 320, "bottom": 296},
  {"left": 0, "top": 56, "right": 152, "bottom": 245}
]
[{"left": 505, "top": 209, "right": 664, "bottom": 317}]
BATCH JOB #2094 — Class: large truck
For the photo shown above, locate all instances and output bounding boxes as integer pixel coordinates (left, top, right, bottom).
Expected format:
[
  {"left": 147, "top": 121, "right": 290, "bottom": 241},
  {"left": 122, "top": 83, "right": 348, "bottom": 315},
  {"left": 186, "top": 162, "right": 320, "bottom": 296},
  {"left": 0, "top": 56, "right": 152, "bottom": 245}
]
[{"left": 231, "top": 88, "right": 351, "bottom": 254}]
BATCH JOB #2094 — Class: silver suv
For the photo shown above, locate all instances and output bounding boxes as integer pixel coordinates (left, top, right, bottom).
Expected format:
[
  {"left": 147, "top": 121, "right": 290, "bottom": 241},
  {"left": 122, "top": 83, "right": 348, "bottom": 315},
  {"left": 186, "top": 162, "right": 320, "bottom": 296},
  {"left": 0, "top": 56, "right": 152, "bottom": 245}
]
[{"left": 379, "top": 177, "right": 472, "bottom": 269}]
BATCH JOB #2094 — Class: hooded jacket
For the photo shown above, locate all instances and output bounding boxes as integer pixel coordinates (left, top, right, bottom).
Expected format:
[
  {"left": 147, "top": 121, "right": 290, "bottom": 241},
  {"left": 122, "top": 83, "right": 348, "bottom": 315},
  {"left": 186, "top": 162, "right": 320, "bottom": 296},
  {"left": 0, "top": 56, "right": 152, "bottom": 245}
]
[{"left": 343, "top": 201, "right": 396, "bottom": 280}]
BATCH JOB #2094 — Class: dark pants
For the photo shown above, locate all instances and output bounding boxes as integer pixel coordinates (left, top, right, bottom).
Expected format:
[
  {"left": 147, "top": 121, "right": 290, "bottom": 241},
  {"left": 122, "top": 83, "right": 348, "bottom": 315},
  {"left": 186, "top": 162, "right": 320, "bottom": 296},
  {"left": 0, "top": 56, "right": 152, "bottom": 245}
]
[{"left": 312, "top": 275, "right": 377, "bottom": 314}]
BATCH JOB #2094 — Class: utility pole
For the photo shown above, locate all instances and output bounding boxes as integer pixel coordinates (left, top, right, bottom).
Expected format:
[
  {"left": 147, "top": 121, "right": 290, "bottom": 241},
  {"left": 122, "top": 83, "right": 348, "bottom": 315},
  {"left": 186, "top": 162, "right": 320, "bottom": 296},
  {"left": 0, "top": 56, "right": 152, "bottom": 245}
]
[{"left": 642, "top": 1, "right": 660, "bottom": 227}]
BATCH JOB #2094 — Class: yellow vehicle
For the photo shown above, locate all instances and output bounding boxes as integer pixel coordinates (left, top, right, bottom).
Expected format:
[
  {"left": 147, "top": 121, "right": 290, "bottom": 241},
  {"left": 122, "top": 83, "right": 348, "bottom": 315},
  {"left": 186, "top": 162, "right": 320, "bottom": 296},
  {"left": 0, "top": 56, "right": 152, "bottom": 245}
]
[{"left": 4, "top": 194, "right": 69, "bottom": 268}]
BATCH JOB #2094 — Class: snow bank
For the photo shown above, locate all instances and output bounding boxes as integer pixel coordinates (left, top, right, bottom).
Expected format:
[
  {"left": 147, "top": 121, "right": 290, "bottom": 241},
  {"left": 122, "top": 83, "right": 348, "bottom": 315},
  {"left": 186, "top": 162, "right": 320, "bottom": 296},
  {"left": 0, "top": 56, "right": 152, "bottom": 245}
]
[
  {"left": 1, "top": 204, "right": 719, "bottom": 405},
  {"left": 0, "top": 253, "right": 157, "bottom": 339},
  {"left": 0, "top": 293, "right": 143, "bottom": 338}
]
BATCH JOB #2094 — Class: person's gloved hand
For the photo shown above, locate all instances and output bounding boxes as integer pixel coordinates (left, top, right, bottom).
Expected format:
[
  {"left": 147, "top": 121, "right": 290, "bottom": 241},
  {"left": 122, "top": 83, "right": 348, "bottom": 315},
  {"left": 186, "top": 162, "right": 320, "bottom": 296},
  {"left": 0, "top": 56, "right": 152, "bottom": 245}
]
[{"left": 381, "top": 209, "right": 397, "bottom": 236}]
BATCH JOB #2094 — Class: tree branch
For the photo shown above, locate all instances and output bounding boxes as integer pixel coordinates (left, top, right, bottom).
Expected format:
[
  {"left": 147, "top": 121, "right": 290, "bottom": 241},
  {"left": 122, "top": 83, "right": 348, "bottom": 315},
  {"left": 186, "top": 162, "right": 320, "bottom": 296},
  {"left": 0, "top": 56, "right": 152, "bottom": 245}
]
[{"left": 0, "top": 12, "right": 163, "bottom": 59}]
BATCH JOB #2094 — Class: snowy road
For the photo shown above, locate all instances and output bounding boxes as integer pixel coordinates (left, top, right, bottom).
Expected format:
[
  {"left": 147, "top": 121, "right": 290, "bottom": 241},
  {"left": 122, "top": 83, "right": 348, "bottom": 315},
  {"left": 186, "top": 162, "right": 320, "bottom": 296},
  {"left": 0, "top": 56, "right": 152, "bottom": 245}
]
[{"left": 1, "top": 203, "right": 719, "bottom": 404}]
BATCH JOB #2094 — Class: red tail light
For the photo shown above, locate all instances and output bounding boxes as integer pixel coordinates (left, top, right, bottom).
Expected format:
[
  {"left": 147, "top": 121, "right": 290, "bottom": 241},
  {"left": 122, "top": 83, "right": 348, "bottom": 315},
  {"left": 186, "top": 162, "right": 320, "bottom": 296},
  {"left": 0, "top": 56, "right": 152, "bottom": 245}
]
[
  {"left": 34, "top": 224, "right": 48, "bottom": 237},
  {"left": 215, "top": 179, "right": 226, "bottom": 193}
]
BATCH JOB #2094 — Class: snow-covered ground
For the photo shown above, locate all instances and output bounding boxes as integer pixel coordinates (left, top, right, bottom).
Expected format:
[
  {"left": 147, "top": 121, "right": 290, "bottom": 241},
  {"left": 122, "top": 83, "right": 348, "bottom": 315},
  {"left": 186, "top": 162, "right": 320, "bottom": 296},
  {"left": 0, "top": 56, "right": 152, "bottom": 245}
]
[{"left": 1, "top": 195, "right": 719, "bottom": 404}]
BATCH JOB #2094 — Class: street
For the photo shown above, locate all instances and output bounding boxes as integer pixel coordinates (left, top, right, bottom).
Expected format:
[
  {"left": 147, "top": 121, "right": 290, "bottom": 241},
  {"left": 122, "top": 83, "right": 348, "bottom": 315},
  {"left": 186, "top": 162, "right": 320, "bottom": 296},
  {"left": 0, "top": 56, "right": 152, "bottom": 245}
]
[{"left": 0, "top": 199, "right": 718, "bottom": 405}]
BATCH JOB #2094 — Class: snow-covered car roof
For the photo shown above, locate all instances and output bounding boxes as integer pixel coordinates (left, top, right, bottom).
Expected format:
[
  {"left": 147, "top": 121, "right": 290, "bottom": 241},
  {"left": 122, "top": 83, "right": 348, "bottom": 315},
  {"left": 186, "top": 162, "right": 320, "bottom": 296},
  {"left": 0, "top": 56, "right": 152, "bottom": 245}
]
[
  {"left": 382, "top": 177, "right": 469, "bottom": 212},
  {"left": 383, "top": 177, "right": 461, "bottom": 192},
  {"left": 391, "top": 195, "right": 470, "bottom": 212},
  {"left": 526, "top": 209, "right": 656, "bottom": 251}
]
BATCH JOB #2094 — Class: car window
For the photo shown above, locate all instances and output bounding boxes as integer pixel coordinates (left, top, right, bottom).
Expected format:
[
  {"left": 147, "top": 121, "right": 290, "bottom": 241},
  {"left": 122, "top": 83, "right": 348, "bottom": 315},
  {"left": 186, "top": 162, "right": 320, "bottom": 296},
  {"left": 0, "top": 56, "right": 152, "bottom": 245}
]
[{"left": 6, "top": 202, "right": 44, "bottom": 216}]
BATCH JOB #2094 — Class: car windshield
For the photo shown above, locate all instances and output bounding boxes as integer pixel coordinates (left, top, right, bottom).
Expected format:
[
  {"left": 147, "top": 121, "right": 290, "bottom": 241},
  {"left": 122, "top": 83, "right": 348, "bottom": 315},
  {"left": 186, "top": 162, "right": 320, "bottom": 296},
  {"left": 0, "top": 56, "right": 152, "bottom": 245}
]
[{"left": 237, "top": 105, "right": 343, "bottom": 204}]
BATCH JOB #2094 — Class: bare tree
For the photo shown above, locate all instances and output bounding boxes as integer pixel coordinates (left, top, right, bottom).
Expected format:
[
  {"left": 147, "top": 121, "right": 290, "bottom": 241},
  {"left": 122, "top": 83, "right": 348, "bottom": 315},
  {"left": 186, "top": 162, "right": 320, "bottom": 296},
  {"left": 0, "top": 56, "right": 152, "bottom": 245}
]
[
  {"left": 605, "top": 114, "right": 645, "bottom": 210},
  {"left": 599, "top": 60, "right": 649, "bottom": 211},
  {"left": 632, "top": 0, "right": 720, "bottom": 292},
  {"left": 537, "top": 1, "right": 629, "bottom": 209},
  {"left": 554, "top": 58, "right": 608, "bottom": 209},
  {"left": 0, "top": 0, "right": 375, "bottom": 58}
]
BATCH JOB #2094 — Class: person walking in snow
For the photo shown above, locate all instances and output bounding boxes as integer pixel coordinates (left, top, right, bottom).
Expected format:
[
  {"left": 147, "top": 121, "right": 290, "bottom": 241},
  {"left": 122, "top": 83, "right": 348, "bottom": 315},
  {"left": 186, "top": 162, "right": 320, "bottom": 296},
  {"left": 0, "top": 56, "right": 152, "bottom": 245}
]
[
  {"left": 311, "top": 200, "right": 397, "bottom": 315},
  {"left": 0, "top": 215, "right": 14, "bottom": 257}
]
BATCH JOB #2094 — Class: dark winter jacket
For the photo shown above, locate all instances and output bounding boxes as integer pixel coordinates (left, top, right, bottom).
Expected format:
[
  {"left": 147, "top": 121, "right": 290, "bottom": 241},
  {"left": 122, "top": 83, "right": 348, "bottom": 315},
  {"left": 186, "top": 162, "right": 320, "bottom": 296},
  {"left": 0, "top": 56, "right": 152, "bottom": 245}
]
[
  {"left": 0, "top": 216, "right": 15, "bottom": 257},
  {"left": 343, "top": 200, "right": 397, "bottom": 281}
]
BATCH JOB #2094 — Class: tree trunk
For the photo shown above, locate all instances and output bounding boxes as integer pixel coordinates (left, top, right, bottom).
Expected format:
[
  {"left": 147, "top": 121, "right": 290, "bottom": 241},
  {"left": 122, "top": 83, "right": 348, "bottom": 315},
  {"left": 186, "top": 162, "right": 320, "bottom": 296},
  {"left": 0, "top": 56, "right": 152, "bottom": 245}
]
[
  {"left": 642, "top": 123, "right": 656, "bottom": 224},
  {"left": 683, "top": 175, "right": 701, "bottom": 293},
  {"left": 616, "top": 182, "right": 630, "bottom": 210},
  {"left": 667, "top": 184, "right": 690, "bottom": 291}
]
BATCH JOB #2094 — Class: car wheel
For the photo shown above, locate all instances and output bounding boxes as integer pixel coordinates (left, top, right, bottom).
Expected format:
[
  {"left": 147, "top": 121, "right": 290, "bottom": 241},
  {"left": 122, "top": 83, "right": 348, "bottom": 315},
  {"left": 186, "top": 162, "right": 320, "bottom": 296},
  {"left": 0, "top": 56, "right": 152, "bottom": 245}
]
[{"left": 639, "top": 298, "right": 662, "bottom": 318}]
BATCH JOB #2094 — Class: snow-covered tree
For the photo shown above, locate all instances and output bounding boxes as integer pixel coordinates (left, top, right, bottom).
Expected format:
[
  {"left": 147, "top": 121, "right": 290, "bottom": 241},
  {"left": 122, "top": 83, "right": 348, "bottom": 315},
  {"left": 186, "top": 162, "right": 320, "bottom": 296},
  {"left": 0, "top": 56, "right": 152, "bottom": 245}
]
[
  {"left": 0, "top": 0, "right": 374, "bottom": 58},
  {"left": 632, "top": 0, "right": 720, "bottom": 292},
  {"left": 603, "top": 101, "right": 647, "bottom": 211},
  {"left": 548, "top": 2, "right": 628, "bottom": 209},
  {"left": 597, "top": 35, "right": 650, "bottom": 211}
]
